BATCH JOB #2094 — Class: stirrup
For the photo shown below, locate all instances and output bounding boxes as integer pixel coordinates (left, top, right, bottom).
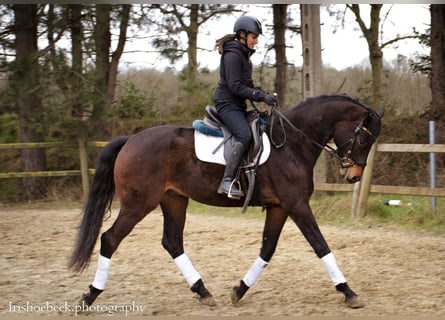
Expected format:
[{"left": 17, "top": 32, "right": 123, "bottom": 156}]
[
  {"left": 218, "top": 179, "right": 244, "bottom": 199},
  {"left": 227, "top": 180, "right": 244, "bottom": 199}
]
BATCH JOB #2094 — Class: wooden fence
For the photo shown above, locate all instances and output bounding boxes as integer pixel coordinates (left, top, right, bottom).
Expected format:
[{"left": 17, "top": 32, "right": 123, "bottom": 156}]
[{"left": 0, "top": 140, "right": 444, "bottom": 217}]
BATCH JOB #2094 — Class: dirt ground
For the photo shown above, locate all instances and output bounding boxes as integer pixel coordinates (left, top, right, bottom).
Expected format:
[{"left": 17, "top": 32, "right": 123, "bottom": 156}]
[{"left": 0, "top": 206, "right": 444, "bottom": 317}]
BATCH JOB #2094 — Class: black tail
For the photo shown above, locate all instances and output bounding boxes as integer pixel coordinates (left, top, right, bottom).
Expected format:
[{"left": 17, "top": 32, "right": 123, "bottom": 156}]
[{"left": 69, "top": 135, "right": 129, "bottom": 272}]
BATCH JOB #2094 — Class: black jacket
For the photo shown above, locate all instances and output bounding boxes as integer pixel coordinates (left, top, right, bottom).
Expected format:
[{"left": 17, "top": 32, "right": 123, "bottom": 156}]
[{"left": 213, "top": 40, "right": 261, "bottom": 109}]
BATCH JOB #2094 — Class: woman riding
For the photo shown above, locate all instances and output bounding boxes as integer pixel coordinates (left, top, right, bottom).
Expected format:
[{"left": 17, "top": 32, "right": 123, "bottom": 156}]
[{"left": 213, "top": 15, "right": 277, "bottom": 199}]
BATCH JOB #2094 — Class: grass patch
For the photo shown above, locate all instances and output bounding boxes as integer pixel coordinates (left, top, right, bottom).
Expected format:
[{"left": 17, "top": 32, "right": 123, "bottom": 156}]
[
  {"left": 310, "top": 193, "right": 445, "bottom": 234},
  {"left": 366, "top": 194, "right": 445, "bottom": 234}
]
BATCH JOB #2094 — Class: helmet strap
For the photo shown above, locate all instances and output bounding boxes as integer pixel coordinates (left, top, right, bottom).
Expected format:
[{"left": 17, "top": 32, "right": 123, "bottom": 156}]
[{"left": 237, "top": 31, "right": 248, "bottom": 45}]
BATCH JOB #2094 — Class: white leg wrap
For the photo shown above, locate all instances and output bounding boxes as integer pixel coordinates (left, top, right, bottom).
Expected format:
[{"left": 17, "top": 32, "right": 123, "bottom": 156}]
[
  {"left": 174, "top": 253, "right": 201, "bottom": 287},
  {"left": 242, "top": 256, "right": 269, "bottom": 288},
  {"left": 321, "top": 252, "right": 346, "bottom": 285},
  {"left": 92, "top": 255, "right": 111, "bottom": 290}
]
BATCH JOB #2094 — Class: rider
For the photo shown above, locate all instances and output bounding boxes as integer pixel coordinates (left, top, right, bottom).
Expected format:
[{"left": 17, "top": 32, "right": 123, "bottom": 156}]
[{"left": 213, "top": 15, "right": 277, "bottom": 199}]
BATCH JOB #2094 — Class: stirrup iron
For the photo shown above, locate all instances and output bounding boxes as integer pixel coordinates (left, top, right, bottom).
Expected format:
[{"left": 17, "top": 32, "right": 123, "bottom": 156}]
[{"left": 227, "top": 179, "right": 243, "bottom": 199}]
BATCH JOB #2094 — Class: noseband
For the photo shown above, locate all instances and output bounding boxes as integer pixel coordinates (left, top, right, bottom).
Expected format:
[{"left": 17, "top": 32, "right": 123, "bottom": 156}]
[
  {"left": 269, "top": 107, "right": 374, "bottom": 169},
  {"left": 332, "top": 120, "right": 374, "bottom": 168}
]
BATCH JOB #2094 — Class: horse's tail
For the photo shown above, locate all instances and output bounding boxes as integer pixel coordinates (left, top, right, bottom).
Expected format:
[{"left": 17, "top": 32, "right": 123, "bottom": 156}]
[{"left": 69, "top": 135, "right": 129, "bottom": 272}]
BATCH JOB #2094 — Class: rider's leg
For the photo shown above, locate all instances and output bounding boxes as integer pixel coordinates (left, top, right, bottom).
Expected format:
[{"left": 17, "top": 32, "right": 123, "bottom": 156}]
[
  {"left": 216, "top": 104, "right": 251, "bottom": 199},
  {"left": 217, "top": 142, "right": 246, "bottom": 198}
]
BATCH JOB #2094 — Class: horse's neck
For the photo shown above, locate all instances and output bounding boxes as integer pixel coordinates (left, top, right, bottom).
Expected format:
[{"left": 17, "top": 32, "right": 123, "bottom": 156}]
[{"left": 288, "top": 103, "right": 339, "bottom": 145}]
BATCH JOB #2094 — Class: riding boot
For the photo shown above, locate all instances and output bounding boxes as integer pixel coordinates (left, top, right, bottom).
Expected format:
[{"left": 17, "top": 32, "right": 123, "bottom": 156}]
[{"left": 217, "top": 142, "right": 246, "bottom": 199}]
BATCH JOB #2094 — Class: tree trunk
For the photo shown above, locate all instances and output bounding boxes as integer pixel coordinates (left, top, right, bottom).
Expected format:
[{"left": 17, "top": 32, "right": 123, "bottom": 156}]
[
  {"left": 429, "top": 4, "right": 445, "bottom": 159},
  {"left": 69, "top": 4, "right": 86, "bottom": 119},
  {"left": 93, "top": 4, "right": 111, "bottom": 123},
  {"left": 300, "top": 4, "right": 322, "bottom": 98},
  {"left": 429, "top": 5, "right": 445, "bottom": 123},
  {"left": 186, "top": 4, "right": 199, "bottom": 81},
  {"left": 348, "top": 4, "right": 384, "bottom": 107},
  {"left": 368, "top": 5, "right": 384, "bottom": 107},
  {"left": 300, "top": 4, "right": 326, "bottom": 183},
  {"left": 13, "top": 4, "right": 47, "bottom": 200},
  {"left": 273, "top": 4, "right": 288, "bottom": 106},
  {"left": 108, "top": 4, "right": 130, "bottom": 103}
]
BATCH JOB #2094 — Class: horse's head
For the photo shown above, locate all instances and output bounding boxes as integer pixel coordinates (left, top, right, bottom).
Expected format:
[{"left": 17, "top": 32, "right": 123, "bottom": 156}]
[{"left": 334, "top": 108, "right": 384, "bottom": 183}]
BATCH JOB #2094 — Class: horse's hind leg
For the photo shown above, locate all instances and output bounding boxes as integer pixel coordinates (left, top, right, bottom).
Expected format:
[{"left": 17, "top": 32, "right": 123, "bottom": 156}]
[
  {"left": 289, "top": 203, "right": 364, "bottom": 308},
  {"left": 82, "top": 205, "right": 151, "bottom": 306},
  {"left": 160, "top": 192, "right": 216, "bottom": 306}
]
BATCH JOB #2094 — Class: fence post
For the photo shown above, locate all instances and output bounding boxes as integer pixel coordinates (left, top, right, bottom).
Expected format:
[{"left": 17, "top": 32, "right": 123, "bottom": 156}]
[
  {"left": 355, "top": 142, "right": 378, "bottom": 218},
  {"left": 350, "top": 181, "right": 361, "bottom": 217},
  {"left": 429, "top": 121, "right": 436, "bottom": 210},
  {"left": 78, "top": 138, "right": 90, "bottom": 198}
]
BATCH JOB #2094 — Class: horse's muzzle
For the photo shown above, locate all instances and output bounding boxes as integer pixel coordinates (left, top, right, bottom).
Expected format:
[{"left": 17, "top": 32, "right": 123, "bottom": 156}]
[{"left": 340, "top": 165, "right": 363, "bottom": 183}]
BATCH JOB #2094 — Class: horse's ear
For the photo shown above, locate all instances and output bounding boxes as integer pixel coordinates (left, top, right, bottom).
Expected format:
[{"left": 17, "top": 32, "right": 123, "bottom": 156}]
[{"left": 377, "top": 109, "right": 384, "bottom": 119}]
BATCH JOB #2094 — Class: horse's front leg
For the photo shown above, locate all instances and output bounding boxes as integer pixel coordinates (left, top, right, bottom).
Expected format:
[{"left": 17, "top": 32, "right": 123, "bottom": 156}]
[
  {"left": 231, "top": 206, "right": 287, "bottom": 304},
  {"left": 289, "top": 203, "right": 364, "bottom": 308},
  {"left": 160, "top": 194, "right": 216, "bottom": 306}
]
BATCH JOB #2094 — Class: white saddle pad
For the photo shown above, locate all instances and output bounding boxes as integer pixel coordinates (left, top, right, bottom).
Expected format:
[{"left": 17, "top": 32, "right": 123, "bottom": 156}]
[{"left": 194, "top": 130, "right": 271, "bottom": 165}]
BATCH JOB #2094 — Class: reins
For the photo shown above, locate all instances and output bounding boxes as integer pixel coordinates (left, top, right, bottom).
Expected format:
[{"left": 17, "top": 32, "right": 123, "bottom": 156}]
[{"left": 250, "top": 100, "right": 349, "bottom": 166}]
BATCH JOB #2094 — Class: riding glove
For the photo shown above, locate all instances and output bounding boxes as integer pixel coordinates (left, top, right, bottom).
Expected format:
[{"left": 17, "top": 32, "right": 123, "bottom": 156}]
[
  {"left": 262, "top": 93, "right": 277, "bottom": 106},
  {"left": 253, "top": 90, "right": 277, "bottom": 106}
]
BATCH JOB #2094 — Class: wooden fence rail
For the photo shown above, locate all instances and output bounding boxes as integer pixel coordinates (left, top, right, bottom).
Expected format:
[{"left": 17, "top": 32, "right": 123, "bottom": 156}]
[{"left": 0, "top": 141, "right": 444, "bottom": 216}]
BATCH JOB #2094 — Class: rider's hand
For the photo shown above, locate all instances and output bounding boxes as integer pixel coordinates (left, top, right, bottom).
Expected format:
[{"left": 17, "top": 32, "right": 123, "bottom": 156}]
[
  {"left": 262, "top": 93, "right": 277, "bottom": 106},
  {"left": 253, "top": 90, "right": 277, "bottom": 106}
]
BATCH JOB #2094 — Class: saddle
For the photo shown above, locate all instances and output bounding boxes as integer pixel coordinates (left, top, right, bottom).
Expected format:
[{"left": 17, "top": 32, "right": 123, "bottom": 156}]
[{"left": 193, "top": 105, "right": 268, "bottom": 212}]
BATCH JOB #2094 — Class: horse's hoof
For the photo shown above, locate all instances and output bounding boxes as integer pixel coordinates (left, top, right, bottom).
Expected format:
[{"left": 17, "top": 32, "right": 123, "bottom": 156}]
[
  {"left": 81, "top": 285, "right": 103, "bottom": 306},
  {"left": 230, "top": 286, "right": 242, "bottom": 305},
  {"left": 81, "top": 293, "right": 94, "bottom": 306},
  {"left": 345, "top": 295, "right": 365, "bottom": 309},
  {"left": 191, "top": 279, "right": 216, "bottom": 306},
  {"left": 199, "top": 296, "right": 217, "bottom": 306}
]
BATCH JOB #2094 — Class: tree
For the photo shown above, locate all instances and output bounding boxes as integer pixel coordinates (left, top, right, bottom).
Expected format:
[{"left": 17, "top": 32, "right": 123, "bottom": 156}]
[
  {"left": 0, "top": 4, "right": 134, "bottom": 199},
  {"left": 346, "top": 4, "right": 419, "bottom": 107},
  {"left": 149, "top": 4, "right": 236, "bottom": 80},
  {"left": 300, "top": 4, "right": 322, "bottom": 99},
  {"left": 272, "top": 4, "right": 288, "bottom": 106},
  {"left": 300, "top": 4, "right": 326, "bottom": 183},
  {"left": 347, "top": 4, "right": 384, "bottom": 106},
  {"left": 428, "top": 4, "right": 445, "bottom": 124},
  {"left": 45, "top": 4, "right": 85, "bottom": 119},
  {"left": 428, "top": 3, "right": 445, "bottom": 167},
  {"left": 12, "top": 4, "right": 46, "bottom": 199},
  {"left": 69, "top": 4, "right": 85, "bottom": 119},
  {"left": 43, "top": 4, "right": 131, "bottom": 136},
  {"left": 41, "top": 4, "right": 131, "bottom": 137}
]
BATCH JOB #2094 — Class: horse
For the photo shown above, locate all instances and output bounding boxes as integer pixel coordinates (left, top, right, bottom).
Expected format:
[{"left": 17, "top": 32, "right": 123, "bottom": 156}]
[{"left": 69, "top": 93, "right": 383, "bottom": 309}]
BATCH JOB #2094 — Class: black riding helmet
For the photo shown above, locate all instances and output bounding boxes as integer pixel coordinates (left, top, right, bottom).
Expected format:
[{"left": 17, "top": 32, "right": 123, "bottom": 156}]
[{"left": 233, "top": 16, "right": 262, "bottom": 36}]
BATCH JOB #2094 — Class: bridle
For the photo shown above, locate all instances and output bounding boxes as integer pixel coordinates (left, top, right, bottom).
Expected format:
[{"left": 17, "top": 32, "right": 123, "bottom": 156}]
[
  {"left": 268, "top": 105, "right": 375, "bottom": 169},
  {"left": 332, "top": 120, "right": 374, "bottom": 168}
]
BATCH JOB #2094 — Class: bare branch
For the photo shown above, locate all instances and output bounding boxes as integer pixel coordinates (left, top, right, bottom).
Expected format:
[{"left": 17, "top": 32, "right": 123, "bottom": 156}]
[{"left": 381, "top": 35, "right": 420, "bottom": 49}]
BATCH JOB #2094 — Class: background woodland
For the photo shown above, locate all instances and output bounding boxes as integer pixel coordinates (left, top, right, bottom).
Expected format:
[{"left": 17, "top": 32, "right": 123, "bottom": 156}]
[{"left": 0, "top": 4, "right": 444, "bottom": 202}]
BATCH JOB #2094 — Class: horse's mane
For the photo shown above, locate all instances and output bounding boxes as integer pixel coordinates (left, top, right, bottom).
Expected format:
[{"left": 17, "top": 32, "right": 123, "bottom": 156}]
[
  {"left": 289, "top": 93, "right": 381, "bottom": 136},
  {"left": 293, "top": 93, "right": 371, "bottom": 112}
]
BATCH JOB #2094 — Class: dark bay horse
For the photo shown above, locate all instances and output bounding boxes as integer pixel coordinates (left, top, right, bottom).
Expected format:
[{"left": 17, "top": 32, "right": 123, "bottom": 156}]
[{"left": 69, "top": 94, "right": 383, "bottom": 309}]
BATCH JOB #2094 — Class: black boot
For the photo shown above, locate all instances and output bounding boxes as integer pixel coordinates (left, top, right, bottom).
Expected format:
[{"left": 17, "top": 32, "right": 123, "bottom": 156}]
[{"left": 217, "top": 142, "right": 245, "bottom": 199}]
